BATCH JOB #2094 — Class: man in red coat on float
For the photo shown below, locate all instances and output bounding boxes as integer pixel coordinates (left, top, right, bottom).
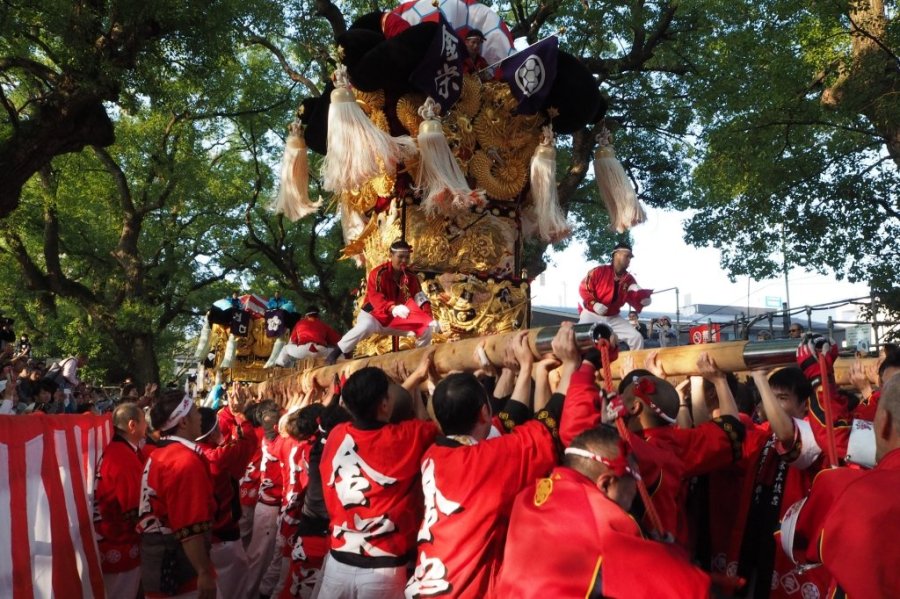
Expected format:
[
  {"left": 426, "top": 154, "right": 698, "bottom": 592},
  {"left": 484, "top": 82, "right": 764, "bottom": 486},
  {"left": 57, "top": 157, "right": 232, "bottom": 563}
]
[
  {"left": 327, "top": 239, "right": 439, "bottom": 364},
  {"left": 577, "top": 241, "right": 653, "bottom": 350}
]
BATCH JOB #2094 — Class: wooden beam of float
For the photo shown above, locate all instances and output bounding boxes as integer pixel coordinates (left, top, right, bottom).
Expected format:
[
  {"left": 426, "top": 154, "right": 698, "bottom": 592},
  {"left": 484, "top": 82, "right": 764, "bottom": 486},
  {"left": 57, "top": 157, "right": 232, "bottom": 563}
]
[{"left": 258, "top": 326, "right": 830, "bottom": 399}]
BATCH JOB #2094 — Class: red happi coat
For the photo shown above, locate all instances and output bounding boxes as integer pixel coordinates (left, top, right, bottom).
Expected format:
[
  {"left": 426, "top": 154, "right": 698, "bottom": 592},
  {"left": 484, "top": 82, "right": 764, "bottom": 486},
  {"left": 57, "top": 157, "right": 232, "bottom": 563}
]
[
  {"left": 93, "top": 434, "right": 147, "bottom": 573},
  {"left": 735, "top": 427, "right": 832, "bottom": 599},
  {"left": 852, "top": 389, "right": 879, "bottom": 422},
  {"left": 640, "top": 418, "right": 744, "bottom": 547},
  {"left": 239, "top": 426, "right": 264, "bottom": 507},
  {"left": 137, "top": 436, "right": 216, "bottom": 596},
  {"left": 198, "top": 420, "right": 257, "bottom": 542},
  {"left": 787, "top": 449, "right": 900, "bottom": 598},
  {"left": 363, "top": 261, "right": 431, "bottom": 326},
  {"left": 218, "top": 405, "right": 237, "bottom": 443},
  {"left": 558, "top": 363, "right": 682, "bottom": 536},
  {"left": 290, "top": 318, "right": 341, "bottom": 347},
  {"left": 258, "top": 435, "right": 284, "bottom": 506},
  {"left": 405, "top": 421, "right": 558, "bottom": 599},
  {"left": 495, "top": 467, "right": 710, "bottom": 598},
  {"left": 704, "top": 414, "right": 772, "bottom": 577},
  {"left": 578, "top": 264, "right": 641, "bottom": 317},
  {"left": 278, "top": 436, "right": 313, "bottom": 555},
  {"left": 320, "top": 419, "right": 439, "bottom": 566}
]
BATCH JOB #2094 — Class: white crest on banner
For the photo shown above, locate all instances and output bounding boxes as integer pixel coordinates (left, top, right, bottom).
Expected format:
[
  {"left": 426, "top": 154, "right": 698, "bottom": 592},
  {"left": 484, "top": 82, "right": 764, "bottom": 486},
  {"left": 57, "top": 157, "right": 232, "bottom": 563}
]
[{"left": 514, "top": 55, "right": 545, "bottom": 97}]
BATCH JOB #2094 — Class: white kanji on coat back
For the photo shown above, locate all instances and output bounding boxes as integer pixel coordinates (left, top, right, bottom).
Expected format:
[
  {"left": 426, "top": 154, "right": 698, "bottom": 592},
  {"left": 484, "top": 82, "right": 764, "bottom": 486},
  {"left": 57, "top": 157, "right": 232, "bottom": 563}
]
[
  {"left": 417, "top": 458, "right": 462, "bottom": 543},
  {"left": 328, "top": 433, "right": 397, "bottom": 507}
]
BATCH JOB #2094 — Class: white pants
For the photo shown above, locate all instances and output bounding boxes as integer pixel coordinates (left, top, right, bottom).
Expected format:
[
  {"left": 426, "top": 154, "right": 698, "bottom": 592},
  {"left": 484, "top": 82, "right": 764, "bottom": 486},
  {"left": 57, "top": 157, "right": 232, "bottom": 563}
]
[
  {"left": 239, "top": 503, "right": 255, "bottom": 547},
  {"left": 245, "top": 502, "right": 280, "bottom": 597},
  {"left": 260, "top": 534, "right": 289, "bottom": 597},
  {"left": 310, "top": 554, "right": 407, "bottom": 599},
  {"left": 337, "top": 310, "right": 432, "bottom": 355},
  {"left": 578, "top": 310, "right": 644, "bottom": 350},
  {"left": 211, "top": 540, "right": 249, "bottom": 599},
  {"left": 276, "top": 343, "right": 329, "bottom": 367},
  {"left": 103, "top": 567, "right": 141, "bottom": 599}
]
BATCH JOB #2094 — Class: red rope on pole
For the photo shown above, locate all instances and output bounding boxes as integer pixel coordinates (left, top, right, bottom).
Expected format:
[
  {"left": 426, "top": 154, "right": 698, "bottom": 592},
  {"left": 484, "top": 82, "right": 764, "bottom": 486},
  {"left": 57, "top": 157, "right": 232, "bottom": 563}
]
[
  {"left": 598, "top": 340, "right": 666, "bottom": 536},
  {"left": 817, "top": 353, "right": 840, "bottom": 469}
]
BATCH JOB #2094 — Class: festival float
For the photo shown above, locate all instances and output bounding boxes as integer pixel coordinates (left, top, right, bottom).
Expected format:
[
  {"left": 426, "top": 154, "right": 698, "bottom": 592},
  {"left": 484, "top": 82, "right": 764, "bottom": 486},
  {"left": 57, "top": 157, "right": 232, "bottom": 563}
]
[{"left": 196, "top": 1, "right": 856, "bottom": 393}]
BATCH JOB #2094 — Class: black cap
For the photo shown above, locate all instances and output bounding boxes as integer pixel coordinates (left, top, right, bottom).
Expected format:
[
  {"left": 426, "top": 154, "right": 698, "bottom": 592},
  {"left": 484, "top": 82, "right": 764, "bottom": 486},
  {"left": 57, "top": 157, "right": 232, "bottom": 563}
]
[
  {"left": 465, "top": 29, "right": 486, "bottom": 40},
  {"left": 390, "top": 239, "right": 413, "bottom": 253},
  {"left": 304, "top": 306, "right": 320, "bottom": 317}
]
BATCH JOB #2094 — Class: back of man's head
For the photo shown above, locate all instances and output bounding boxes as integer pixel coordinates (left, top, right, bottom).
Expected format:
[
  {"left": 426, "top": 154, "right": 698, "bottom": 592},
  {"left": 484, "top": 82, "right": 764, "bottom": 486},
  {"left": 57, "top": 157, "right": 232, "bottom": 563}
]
[
  {"left": 622, "top": 375, "right": 679, "bottom": 427},
  {"left": 431, "top": 373, "right": 488, "bottom": 435},
  {"left": 341, "top": 367, "right": 389, "bottom": 422},
  {"left": 113, "top": 402, "right": 142, "bottom": 434},
  {"left": 564, "top": 425, "right": 623, "bottom": 480},
  {"left": 259, "top": 406, "right": 281, "bottom": 441}
]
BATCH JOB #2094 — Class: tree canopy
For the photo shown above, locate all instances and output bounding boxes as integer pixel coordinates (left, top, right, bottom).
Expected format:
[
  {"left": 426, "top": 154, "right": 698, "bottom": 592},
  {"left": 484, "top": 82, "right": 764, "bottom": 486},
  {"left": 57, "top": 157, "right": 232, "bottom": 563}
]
[{"left": 1, "top": 0, "right": 897, "bottom": 384}]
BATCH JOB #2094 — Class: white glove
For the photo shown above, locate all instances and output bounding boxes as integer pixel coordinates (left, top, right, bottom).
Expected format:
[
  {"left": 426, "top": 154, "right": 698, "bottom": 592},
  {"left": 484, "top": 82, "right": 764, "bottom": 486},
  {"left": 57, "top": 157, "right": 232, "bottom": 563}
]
[
  {"left": 592, "top": 303, "right": 608, "bottom": 316},
  {"left": 391, "top": 304, "right": 410, "bottom": 319}
]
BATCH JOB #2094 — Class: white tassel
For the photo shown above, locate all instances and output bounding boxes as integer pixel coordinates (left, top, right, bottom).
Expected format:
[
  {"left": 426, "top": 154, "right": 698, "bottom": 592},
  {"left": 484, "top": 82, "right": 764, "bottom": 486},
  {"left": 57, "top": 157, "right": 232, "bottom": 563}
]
[
  {"left": 264, "top": 338, "right": 287, "bottom": 369},
  {"left": 220, "top": 334, "right": 238, "bottom": 368},
  {"left": 214, "top": 370, "right": 223, "bottom": 386},
  {"left": 196, "top": 362, "right": 206, "bottom": 393},
  {"left": 273, "top": 124, "right": 321, "bottom": 221},
  {"left": 194, "top": 316, "right": 211, "bottom": 361},
  {"left": 593, "top": 126, "right": 646, "bottom": 233},
  {"left": 528, "top": 126, "right": 571, "bottom": 242},
  {"left": 340, "top": 202, "right": 368, "bottom": 268},
  {"left": 322, "top": 66, "right": 416, "bottom": 194},
  {"left": 415, "top": 97, "right": 485, "bottom": 216}
]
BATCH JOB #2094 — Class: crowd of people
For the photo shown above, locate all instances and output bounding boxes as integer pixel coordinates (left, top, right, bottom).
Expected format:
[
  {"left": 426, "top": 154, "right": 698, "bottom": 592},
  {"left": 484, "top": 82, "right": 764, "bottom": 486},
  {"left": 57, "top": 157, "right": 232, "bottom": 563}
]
[
  {"left": 87, "top": 317, "right": 899, "bottom": 598},
  {"left": 4, "top": 237, "right": 899, "bottom": 598}
]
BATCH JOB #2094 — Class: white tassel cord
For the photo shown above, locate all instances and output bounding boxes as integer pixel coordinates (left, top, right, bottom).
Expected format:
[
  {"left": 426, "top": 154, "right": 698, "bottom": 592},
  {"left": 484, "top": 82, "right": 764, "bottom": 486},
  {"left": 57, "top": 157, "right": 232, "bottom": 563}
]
[
  {"left": 528, "top": 125, "right": 571, "bottom": 243},
  {"left": 220, "top": 334, "right": 238, "bottom": 368},
  {"left": 273, "top": 126, "right": 321, "bottom": 221},
  {"left": 322, "top": 66, "right": 416, "bottom": 194},
  {"left": 194, "top": 316, "right": 212, "bottom": 361},
  {"left": 593, "top": 127, "right": 646, "bottom": 233},
  {"left": 264, "top": 338, "right": 287, "bottom": 369},
  {"left": 415, "top": 97, "right": 486, "bottom": 217}
]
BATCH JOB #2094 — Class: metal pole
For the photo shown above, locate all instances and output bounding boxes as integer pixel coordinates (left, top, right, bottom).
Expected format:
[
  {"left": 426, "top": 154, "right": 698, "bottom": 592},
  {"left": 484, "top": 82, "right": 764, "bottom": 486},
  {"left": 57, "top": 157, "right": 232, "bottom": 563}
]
[
  {"left": 871, "top": 293, "right": 880, "bottom": 353},
  {"left": 675, "top": 287, "right": 681, "bottom": 346},
  {"left": 782, "top": 302, "right": 790, "bottom": 336},
  {"left": 806, "top": 306, "right": 812, "bottom": 332}
]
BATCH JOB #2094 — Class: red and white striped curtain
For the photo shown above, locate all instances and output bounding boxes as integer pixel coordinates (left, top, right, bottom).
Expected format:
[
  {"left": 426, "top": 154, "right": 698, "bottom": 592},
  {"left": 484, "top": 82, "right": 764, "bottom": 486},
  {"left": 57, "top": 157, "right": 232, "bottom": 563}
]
[{"left": 0, "top": 413, "right": 112, "bottom": 598}]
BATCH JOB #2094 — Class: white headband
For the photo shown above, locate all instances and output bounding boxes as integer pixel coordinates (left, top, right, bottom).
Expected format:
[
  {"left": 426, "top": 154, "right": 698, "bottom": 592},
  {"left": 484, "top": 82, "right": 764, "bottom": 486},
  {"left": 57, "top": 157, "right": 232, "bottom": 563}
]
[{"left": 161, "top": 394, "right": 194, "bottom": 431}]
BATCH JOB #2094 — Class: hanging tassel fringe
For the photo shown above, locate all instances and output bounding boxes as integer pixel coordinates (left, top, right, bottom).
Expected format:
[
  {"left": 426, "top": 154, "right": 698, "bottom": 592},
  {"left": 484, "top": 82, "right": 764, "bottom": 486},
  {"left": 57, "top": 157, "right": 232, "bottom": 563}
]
[
  {"left": 322, "top": 66, "right": 416, "bottom": 194},
  {"left": 339, "top": 201, "right": 369, "bottom": 267},
  {"left": 220, "top": 334, "right": 238, "bottom": 368},
  {"left": 593, "top": 126, "right": 646, "bottom": 233},
  {"left": 528, "top": 125, "right": 571, "bottom": 242},
  {"left": 264, "top": 338, "right": 287, "bottom": 369},
  {"left": 194, "top": 316, "right": 212, "bottom": 361},
  {"left": 273, "top": 124, "right": 321, "bottom": 221},
  {"left": 415, "top": 97, "right": 485, "bottom": 216},
  {"left": 214, "top": 369, "right": 223, "bottom": 386}
]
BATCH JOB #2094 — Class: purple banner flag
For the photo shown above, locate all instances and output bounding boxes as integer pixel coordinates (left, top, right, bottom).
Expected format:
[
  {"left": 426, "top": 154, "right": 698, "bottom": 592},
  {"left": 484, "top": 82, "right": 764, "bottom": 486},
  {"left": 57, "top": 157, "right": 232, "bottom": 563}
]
[
  {"left": 409, "top": 15, "right": 465, "bottom": 113},
  {"left": 500, "top": 36, "right": 559, "bottom": 115}
]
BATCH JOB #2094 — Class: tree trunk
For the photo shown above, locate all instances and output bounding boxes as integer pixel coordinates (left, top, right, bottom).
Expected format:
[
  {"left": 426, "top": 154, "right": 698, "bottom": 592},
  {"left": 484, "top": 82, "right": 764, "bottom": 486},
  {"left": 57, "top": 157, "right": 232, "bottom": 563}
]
[{"left": 113, "top": 331, "right": 160, "bottom": 388}]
